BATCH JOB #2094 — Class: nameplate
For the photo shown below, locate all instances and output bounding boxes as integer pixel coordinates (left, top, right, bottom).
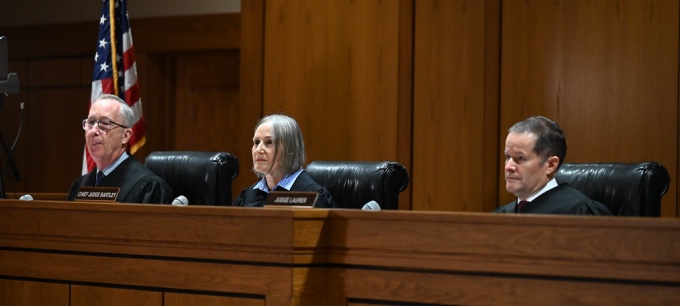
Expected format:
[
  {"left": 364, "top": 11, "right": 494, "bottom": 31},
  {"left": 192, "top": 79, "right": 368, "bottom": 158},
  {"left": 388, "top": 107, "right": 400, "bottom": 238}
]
[
  {"left": 75, "top": 186, "right": 120, "bottom": 202},
  {"left": 263, "top": 191, "right": 318, "bottom": 208}
]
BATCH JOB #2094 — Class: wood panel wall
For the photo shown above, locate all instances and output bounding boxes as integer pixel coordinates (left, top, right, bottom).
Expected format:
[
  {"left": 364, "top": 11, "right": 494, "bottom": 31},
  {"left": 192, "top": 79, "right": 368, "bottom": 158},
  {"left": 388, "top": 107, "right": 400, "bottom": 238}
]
[
  {"left": 412, "top": 0, "right": 501, "bottom": 212},
  {"left": 498, "top": 0, "right": 679, "bottom": 216},
  {"left": 259, "top": 0, "right": 410, "bottom": 162},
  {"left": 0, "top": 279, "right": 68, "bottom": 306},
  {"left": 0, "top": 14, "right": 255, "bottom": 197},
  {"left": 242, "top": 0, "right": 415, "bottom": 209},
  {"left": 1, "top": 201, "right": 679, "bottom": 305},
  {"left": 1, "top": 0, "right": 678, "bottom": 216},
  {"left": 243, "top": 0, "right": 678, "bottom": 216}
]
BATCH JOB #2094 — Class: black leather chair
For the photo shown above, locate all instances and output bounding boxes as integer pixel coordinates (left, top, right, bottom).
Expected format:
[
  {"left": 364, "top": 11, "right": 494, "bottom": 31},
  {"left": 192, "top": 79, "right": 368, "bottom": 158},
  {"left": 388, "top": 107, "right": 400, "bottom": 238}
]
[
  {"left": 305, "top": 161, "right": 410, "bottom": 210},
  {"left": 555, "top": 162, "right": 670, "bottom": 217},
  {"left": 144, "top": 151, "right": 239, "bottom": 206}
]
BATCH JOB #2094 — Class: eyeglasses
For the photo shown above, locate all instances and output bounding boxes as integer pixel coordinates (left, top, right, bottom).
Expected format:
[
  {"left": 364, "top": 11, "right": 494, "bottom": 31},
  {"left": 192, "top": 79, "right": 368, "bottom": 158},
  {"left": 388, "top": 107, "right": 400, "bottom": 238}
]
[{"left": 82, "top": 118, "right": 129, "bottom": 133}]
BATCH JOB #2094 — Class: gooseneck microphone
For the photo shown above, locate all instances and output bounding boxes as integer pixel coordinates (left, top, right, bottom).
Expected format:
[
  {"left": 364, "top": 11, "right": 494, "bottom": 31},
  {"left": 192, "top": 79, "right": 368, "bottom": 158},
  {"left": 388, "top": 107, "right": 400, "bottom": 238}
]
[
  {"left": 19, "top": 194, "right": 33, "bottom": 201},
  {"left": 171, "top": 195, "right": 188, "bottom": 206},
  {"left": 361, "top": 200, "right": 381, "bottom": 211}
]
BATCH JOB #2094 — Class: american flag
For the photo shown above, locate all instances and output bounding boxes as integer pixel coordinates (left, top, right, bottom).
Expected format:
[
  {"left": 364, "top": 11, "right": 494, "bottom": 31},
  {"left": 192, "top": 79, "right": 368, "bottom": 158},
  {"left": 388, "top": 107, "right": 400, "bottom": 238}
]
[{"left": 83, "top": 0, "right": 145, "bottom": 174}]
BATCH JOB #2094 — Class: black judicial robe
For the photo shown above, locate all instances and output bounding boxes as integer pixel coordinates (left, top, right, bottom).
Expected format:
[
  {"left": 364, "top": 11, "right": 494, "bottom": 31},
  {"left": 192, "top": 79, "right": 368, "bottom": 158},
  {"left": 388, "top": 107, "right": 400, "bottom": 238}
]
[
  {"left": 232, "top": 170, "right": 335, "bottom": 208},
  {"left": 67, "top": 156, "right": 174, "bottom": 204},
  {"left": 493, "top": 184, "right": 613, "bottom": 215}
]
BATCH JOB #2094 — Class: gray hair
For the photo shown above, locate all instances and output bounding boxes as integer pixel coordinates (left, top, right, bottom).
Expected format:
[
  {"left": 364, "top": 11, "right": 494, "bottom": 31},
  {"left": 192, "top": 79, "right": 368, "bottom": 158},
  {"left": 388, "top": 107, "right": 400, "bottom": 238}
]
[
  {"left": 508, "top": 116, "right": 567, "bottom": 169},
  {"left": 95, "top": 94, "right": 134, "bottom": 127},
  {"left": 254, "top": 114, "right": 306, "bottom": 178}
]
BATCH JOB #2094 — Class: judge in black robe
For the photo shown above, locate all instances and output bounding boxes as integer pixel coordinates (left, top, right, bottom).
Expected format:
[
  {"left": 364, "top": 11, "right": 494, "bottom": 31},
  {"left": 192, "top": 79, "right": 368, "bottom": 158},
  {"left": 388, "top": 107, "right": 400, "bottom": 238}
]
[
  {"left": 495, "top": 116, "right": 612, "bottom": 216},
  {"left": 70, "top": 94, "right": 174, "bottom": 204},
  {"left": 68, "top": 155, "right": 174, "bottom": 204},
  {"left": 232, "top": 114, "right": 335, "bottom": 208},
  {"left": 232, "top": 170, "right": 333, "bottom": 208},
  {"left": 494, "top": 183, "right": 611, "bottom": 215}
]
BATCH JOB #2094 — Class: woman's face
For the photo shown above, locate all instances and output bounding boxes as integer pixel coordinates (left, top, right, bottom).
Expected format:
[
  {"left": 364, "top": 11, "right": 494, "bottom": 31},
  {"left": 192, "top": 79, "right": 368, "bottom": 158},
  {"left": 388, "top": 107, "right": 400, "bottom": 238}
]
[{"left": 252, "top": 123, "right": 279, "bottom": 175}]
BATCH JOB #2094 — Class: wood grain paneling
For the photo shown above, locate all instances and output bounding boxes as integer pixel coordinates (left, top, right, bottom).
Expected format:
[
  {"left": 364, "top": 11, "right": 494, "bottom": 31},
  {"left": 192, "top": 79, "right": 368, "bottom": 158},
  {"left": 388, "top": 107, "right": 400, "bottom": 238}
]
[
  {"left": 335, "top": 268, "right": 680, "bottom": 306},
  {"left": 244, "top": 0, "right": 414, "bottom": 208},
  {"left": 412, "top": 0, "right": 499, "bottom": 212},
  {"left": 396, "top": 0, "right": 415, "bottom": 210},
  {"left": 2, "top": 14, "right": 239, "bottom": 59},
  {"left": 170, "top": 50, "right": 253, "bottom": 195},
  {"left": 71, "top": 286, "right": 162, "bottom": 306},
  {"left": 0, "top": 250, "right": 294, "bottom": 300},
  {"left": 23, "top": 87, "right": 90, "bottom": 192},
  {"left": 325, "top": 210, "right": 680, "bottom": 281},
  {"left": 500, "top": 0, "right": 679, "bottom": 217},
  {"left": 3, "top": 192, "right": 68, "bottom": 200},
  {"left": 0, "top": 201, "right": 326, "bottom": 305},
  {"left": 262, "top": 0, "right": 403, "bottom": 162},
  {"left": 132, "top": 14, "right": 241, "bottom": 52},
  {"left": 1, "top": 201, "right": 678, "bottom": 305},
  {"left": 3, "top": 3, "right": 679, "bottom": 215},
  {"left": 172, "top": 50, "right": 240, "bottom": 151},
  {"left": 0, "top": 279, "right": 69, "bottom": 306},
  {"left": 238, "top": 0, "right": 267, "bottom": 196},
  {"left": 324, "top": 209, "right": 680, "bottom": 305},
  {"left": 0, "top": 201, "right": 330, "bottom": 263},
  {"left": 134, "top": 52, "right": 175, "bottom": 157},
  {"left": 1, "top": 14, "right": 244, "bottom": 200},
  {"left": 165, "top": 292, "right": 264, "bottom": 306}
]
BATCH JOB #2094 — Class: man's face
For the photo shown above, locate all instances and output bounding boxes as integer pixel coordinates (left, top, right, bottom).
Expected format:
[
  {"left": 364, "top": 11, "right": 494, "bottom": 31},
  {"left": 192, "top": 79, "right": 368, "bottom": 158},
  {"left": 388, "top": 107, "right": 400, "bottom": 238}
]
[
  {"left": 504, "top": 132, "right": 556, "bottom": 200},
  {"left": 85, "top": 99, "right": 130, "bottom": 167}
]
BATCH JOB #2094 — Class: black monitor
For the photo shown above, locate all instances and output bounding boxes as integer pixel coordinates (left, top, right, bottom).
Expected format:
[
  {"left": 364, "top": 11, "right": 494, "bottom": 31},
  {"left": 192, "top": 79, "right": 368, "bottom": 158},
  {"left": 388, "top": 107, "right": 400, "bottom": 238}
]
[
  {"left": 0, "top": 36, "right": 7, "bottom": 78},
  {"left": 0, "top": 36, "right": 19, "bottom": 94},
  {"left": 0, "top": 35, "right": 22, "bottom": 198}
]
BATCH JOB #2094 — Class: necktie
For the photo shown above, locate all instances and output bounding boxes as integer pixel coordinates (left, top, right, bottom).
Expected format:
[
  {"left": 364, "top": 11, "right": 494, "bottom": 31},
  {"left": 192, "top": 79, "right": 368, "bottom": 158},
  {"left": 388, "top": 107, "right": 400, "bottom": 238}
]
[
  {"left": 95, "top": 171, "right": 105, "bottom": 186},
  {"left": 517, "top": 200, "right": 529, "bottom": 213}
]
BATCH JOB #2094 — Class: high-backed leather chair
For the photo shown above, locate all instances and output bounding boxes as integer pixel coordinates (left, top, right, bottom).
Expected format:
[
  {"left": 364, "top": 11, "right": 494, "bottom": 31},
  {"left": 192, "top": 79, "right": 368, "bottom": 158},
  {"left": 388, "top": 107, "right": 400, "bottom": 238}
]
[
  {"left": 555, "top": 162, "right": 670, "bottom": 216},
  {"left": 144, "top": 151, "right": 239, "bottom": 206},
  {"left": 305, "top": 161, "right": 410, "bottom": 210}
]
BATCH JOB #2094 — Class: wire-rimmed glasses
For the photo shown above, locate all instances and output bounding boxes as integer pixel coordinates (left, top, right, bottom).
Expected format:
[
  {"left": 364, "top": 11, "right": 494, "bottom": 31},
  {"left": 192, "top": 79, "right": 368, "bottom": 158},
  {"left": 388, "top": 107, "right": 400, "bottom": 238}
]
[{"left": 82, "top": 118, "right": 129, "bottom": 133}]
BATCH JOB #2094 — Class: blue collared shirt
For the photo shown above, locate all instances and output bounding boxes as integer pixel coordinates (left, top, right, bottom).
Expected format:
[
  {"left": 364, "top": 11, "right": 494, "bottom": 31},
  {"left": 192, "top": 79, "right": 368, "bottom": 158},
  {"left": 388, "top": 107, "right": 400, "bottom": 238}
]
[{"left": 253, "top": 168, "right": 304, "bottom": 193}]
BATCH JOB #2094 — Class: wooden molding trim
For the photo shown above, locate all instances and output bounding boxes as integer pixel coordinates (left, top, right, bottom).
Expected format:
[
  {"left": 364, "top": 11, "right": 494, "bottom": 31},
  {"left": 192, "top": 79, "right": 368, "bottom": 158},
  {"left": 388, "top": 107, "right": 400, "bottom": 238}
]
[{"left": 0, "top": 13, "right": 240, "bottom": 59}]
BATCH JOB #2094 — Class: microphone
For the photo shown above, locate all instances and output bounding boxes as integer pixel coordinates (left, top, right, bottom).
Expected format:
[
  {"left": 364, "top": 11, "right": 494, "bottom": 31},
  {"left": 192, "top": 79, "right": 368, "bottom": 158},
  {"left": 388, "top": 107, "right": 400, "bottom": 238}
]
[
  {"left": 19, "top": 194, "right": 33, "bottom": 201},
  {"left": 361, "top": 200, "right": 380, "bottom": 211},
  {"left": 171, "top": 195, "right": 188, "bottom": 206}
]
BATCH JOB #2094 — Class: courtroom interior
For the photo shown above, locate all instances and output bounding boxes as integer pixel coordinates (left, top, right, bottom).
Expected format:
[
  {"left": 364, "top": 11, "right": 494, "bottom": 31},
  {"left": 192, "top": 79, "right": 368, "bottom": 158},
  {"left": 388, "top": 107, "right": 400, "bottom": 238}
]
[{"left": 0, "top": 0, "right": 678, "bottom": 305}]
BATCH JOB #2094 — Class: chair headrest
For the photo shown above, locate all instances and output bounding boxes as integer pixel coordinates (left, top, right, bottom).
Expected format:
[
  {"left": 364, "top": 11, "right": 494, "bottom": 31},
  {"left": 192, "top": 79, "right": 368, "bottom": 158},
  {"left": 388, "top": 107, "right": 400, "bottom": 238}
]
[
  {"left": 145, "top": 151, "right": 239, "bottom": 205},
  {"left": 306, "top": 161, "right": 409, "bottom": 209},
  {"left": 556, "top": 162, "right": 670, "bottom": 216}
]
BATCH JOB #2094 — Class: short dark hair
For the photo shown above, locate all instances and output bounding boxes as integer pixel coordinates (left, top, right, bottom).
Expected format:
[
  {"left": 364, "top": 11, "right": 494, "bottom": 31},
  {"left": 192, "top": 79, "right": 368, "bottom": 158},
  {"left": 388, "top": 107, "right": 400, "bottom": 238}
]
[
  {"left": 508, "top": 116, "right": 567, "bottom": 169},
  {"left": 253, "top": 114, "right": 306, "bottom": 178}
]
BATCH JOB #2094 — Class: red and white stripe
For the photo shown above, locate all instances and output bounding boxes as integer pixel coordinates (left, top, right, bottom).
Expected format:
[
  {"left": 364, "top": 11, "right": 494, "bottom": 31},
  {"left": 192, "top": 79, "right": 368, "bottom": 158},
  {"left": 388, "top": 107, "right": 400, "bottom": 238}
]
[{"left": 83, "top": 25, "right": 145, "bottom": 174}]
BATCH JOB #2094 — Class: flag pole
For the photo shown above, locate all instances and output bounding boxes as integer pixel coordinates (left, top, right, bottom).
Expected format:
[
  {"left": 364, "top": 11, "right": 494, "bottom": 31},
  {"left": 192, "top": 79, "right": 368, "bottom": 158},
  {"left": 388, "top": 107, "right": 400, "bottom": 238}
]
[{"left": 109, "top": 0, "right": 119, "bottom": 96}]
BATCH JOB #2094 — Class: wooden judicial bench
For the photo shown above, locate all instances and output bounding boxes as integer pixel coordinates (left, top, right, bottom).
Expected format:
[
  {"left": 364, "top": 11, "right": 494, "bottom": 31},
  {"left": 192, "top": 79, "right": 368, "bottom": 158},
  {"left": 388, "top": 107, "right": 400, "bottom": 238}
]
[{"left": 0, "top": 198, "right": 678, "bottom": 306}]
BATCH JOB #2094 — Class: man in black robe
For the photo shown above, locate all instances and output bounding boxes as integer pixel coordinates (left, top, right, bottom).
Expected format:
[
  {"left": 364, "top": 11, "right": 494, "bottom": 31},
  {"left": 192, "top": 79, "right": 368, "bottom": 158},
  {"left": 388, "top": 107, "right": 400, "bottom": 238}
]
[
  {"left": 67, "top": 94, "right": 173, "bottom": 204},
  {"left": 494, "top": 116, "right": 611, "bottom": 215}
]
